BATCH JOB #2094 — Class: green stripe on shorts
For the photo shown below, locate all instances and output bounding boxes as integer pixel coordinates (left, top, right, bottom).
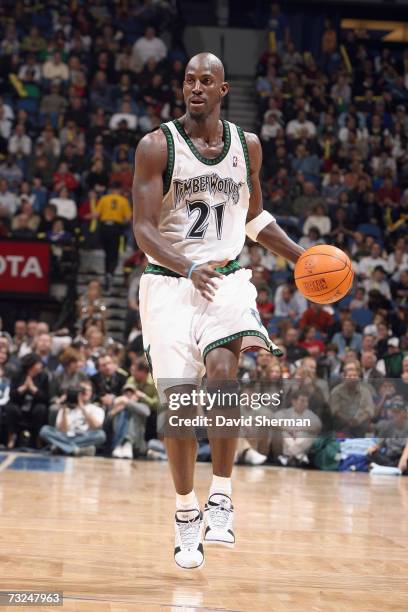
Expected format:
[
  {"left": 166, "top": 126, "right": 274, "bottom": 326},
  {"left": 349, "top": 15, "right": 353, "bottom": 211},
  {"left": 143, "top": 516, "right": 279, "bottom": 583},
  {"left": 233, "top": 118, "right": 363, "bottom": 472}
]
[{"left": 144, "top": 260, "right": 241, "bottom": 278}]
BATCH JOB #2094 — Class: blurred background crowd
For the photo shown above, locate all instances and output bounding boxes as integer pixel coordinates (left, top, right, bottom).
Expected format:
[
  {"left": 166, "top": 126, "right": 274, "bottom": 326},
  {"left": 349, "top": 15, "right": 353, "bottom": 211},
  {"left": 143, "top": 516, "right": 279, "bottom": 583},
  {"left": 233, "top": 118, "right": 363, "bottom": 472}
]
[{"left": 0, "top": 1, "right": 407, "bottom": 473}]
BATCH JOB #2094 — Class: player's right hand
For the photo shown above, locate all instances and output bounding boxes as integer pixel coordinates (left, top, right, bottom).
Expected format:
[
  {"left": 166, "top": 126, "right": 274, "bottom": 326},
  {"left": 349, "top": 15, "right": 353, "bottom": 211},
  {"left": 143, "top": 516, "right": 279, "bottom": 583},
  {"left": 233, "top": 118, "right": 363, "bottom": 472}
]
[{"left": 190, "top": 260, "right": 228, "bottom": 301}]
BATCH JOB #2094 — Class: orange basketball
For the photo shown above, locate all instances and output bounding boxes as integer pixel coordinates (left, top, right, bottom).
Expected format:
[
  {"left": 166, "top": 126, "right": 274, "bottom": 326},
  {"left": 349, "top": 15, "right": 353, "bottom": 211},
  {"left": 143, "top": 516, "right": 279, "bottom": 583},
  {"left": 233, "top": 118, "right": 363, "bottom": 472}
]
[{"left": 294, "top": 245, "right": 354, "bottom": 304}]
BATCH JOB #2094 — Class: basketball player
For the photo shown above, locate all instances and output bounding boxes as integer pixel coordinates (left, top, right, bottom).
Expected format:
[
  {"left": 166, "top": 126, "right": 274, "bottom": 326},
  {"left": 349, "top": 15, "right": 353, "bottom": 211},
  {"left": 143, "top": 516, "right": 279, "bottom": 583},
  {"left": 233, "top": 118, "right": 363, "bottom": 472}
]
[{"left": 132, "top": 53, "right": 303, "bottom": 569}]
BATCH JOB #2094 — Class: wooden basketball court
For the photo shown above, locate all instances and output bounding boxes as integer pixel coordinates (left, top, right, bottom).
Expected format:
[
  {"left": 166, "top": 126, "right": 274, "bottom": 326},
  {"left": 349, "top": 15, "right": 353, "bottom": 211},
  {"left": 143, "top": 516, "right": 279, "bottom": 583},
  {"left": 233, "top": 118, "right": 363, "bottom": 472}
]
[{"left": 0, "top": 454, "right": 407, "bottom": 612}]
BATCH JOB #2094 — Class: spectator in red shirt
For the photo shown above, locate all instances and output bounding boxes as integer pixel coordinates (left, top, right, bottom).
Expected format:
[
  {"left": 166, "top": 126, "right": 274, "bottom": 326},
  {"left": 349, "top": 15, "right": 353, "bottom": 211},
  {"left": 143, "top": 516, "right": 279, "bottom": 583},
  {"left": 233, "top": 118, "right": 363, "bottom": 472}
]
[
  {"left": 299, "top": 326, "right": 325, "bottom": 357},
  {"left": 53, "top": 161, "right": 79, "bottom": 192},
  {"left": 109, "top": 161, "right": 133, "bottom": 191},
  {"left": 377, "top": 177, "right": 401, "bottom": 205},
  {"left": 256, "top": 286, "right": 275, "bottom": 324},
  {"left": 299, "top": 302, "right": 333, "bottom": 335}
]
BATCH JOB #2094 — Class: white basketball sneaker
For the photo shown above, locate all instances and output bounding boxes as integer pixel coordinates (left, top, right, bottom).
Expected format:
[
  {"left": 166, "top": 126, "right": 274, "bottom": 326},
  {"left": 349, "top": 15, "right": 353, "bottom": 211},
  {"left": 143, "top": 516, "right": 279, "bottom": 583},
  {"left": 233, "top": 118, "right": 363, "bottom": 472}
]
[
  {"left": 174, "top": 509, "right": 204, "bottom": 570},
  {"left": 204, "top": 493, "right": 235, "bottom": 547}
]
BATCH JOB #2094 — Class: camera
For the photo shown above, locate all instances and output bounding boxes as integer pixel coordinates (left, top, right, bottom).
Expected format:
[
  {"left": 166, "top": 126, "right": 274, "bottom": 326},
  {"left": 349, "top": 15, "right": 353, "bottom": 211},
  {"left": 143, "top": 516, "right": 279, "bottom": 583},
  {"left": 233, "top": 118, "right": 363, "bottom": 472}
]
[{"left": 65, "top": 387, "right": 82, "bottom": 409}]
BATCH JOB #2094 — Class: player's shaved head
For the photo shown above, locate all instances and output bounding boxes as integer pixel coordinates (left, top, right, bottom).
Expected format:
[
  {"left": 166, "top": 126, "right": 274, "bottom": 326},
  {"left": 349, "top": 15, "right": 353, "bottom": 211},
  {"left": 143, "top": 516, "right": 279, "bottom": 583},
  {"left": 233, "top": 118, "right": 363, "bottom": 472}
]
[{"left": 185, "top": 52, "right": 225, "bottom": 82}]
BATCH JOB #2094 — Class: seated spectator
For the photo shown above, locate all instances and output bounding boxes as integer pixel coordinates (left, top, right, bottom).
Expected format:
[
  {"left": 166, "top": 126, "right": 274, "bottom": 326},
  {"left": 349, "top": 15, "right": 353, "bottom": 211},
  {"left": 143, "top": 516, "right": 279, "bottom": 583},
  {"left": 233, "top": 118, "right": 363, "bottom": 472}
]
[
  {"left": 299, "top": 226, "right": 324, "bottom": 250},
  {"left": 21, "top": 26, "right": 46, "bottom": 54},
  {"left": 8, "top": 124, "right": 32, "bottom": 158},
  {"left": 6, "top": 353, "right": 49, "bottom": 449},
  {"left": 109, "top": 102, "right": 137, "bottom": 131},
  {"left": 299, "top": 302, "right": 333, "bottom": 335},
  {"left": 256, "top": 286, "right": 274, "bottom": 324},
  {"left": 377, "top": 337, "right": 404, "bottom": 378},
  {"left": 77, "top": 280, "right": 107, "bottom": 328},
  {"left": 32, "top": 332, "right": 59, "bottom": 373},
  {"left": 276, "top": 390, "right": 322, "bottom": 467},
  {"left": 349, "top": 286, "right": 367, "bottom": 309},
  {"left": 361, "top": 350, "right": 384, "bottom": 390},
  {"left": 11, "top": 199, "right": 40, "bottom": 233},
  {"left": 274, "top": 284, "right": 307, "bottom": 319},
  {"left": 358, "top": 243, "right": 389, "bottom": 278},
  {"left": 363, "top": 266, "right": 391, "bottom": 301},
  {"left": 322, "top": 168, "right": 345, "bottom": 206},
  {"left": 49, "top": 186, "right": 77, "bottom": 220},
  {"left": 332, "top": 320, "right": 362, "bottom": 359},
  {"left": 39, "top": 81, "right": 68, "bottom": 125},
  {"left": 260, "top": 110, "right": 282, "bottom": 141},
  {"left": 302, "top": 203, "right": 331, "bottom": 237},
  {"left": 49, "top": 348, "right": 89, "bottom": 425},
  {"left": 40, "top": 382, "right": 106, "bottom": 456},
  {"left": 11, "top": 213, "right": 36, "bottom": 239},
  {"left": 53, "top": 162, "right": 79, "bottom": 192},
  {"left": 286, "top": 110, "right": 317, "bottom": 140},
  {"left": 91, "top": 354, "right": 128, "bottom": 410},
  {"left": 18, "top": 54, "right": 41, "bottom": 82},
  {"left": 47, "top": 218, "right": 72, "bottom": 244},
  {"left": 367, "top": 397, "right": 408, "bottom": 473},
  {"left": 330, "top": 360, "right": 375, "bottom": 436},
  {"left": 299, "top": 326, "right": 325, "bottom": 357},
  {"left": 0, "top": 178, "right": 19, "bottom": 220},
  {"left": 139, "top": 105, "right": 161, "bottom": 134},
  {"left": 283, "top": 327, "right": 308, "bottom": 364},
  {"left": 281, "top": 41, "right": 303, "bottom": 72},
  {"left": 291, "top": 145, "right": 320, "bottom": 186},
  {"left": 42, "top": 51, "right": 70, "bottom": 82},
  {"left": 132, "top": 26, "right": 167, "bottom": 66},
  {"left": 37, "top": 204, "right": 58, "bottom": 234}
]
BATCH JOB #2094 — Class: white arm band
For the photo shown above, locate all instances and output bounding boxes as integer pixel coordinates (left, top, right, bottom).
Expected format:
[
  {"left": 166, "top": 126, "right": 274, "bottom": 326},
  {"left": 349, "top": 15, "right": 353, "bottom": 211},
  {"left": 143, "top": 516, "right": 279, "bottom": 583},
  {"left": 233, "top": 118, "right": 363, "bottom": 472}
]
[{"left": 245, "top": 210, "right": 276, "bottom": 242}]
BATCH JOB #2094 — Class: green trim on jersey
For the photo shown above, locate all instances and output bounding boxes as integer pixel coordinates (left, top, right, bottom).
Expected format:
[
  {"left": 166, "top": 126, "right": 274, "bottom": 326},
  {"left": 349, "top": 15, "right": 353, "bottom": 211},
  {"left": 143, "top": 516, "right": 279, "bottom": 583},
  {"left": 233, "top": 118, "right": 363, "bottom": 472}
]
[
  {"left": 144, "top": 259, "right": 241, "bottom": 278},
  {"left": 236, "top": 125, "right": 253, "bottom": 193},
  {"left": 203, "top": 330, "right": 283, "bottom": 360},
  {"left": 173, "top": 119, "right": 231, "bottom": 165},
  {"left": 160, "top": 123, "right": 175, "bottom": 195}
]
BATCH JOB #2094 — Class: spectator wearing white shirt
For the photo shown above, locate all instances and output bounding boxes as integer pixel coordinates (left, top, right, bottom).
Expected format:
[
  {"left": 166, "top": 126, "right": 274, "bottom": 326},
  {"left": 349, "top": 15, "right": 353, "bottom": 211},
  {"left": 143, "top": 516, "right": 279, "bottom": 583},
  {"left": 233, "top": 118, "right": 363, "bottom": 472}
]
[
  {"left": 358, "top": 243, "right": 389, "bottom": 278},
  {"left": 0, "top": 101, "right": 14, "bottom": 141},
  {"left": 18, "top": 54, "right": 41, "bottom": 82},
  {"left": 363, "top": 266, "right": 392, "bottom": 301},
  {"left": 132, "top": 26, "right": 167, "bottom": 66},
  {"left": 302, "top": 203, "right": 331, "bottom": 237},
  {"left": 0, "top": 179, "right": 19, "bottom": 219},
  {"left": 286, "top": 110, "right": 316, "bottom": 140},
  {"left": 39, "top": 381, "right": 106, "bottom": 456},
  {"left": 50, "top": 187, "right": 77, "bottom": 220},
  {"left": 109, "top": 102, "right": 138, "bottom": 131},
  {"left": 42, "top": 52, "right": 70, "bottom": 82},
  {"left": 260, "top": 110, "right": 282, "bottom": 141},
  {"left": 8, "top": 124, "right": 32, "bottom": 157},
  {"left": 299, "top": 226, "right": 325, "bottom": 250}
]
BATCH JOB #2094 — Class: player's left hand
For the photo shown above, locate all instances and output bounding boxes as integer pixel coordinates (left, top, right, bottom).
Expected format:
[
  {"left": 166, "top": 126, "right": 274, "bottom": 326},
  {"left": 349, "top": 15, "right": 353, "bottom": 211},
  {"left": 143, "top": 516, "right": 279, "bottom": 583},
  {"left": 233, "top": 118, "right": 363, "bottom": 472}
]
[{"left": 190, "top": 260, "right": 228, "bottom": 301}]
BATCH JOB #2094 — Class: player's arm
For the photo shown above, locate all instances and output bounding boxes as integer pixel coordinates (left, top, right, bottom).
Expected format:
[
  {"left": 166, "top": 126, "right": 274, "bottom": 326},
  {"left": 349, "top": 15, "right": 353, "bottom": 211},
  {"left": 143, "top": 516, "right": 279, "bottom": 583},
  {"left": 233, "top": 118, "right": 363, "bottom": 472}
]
[
  {"left": 132, "top": 129, "right": 224, "bottom": 300},
  {"left": 245, "top": 132, "right": 304, "bottom": 264}
]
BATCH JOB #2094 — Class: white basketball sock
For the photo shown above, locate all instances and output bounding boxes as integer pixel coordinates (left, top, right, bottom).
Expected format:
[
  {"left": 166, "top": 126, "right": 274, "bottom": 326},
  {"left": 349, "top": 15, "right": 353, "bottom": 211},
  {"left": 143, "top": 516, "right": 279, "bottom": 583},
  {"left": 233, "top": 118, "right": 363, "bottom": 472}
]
[
  {"left": 209, "top": 474, "right": 232, "bottom": 498},
  {"left": 176, "top": 490, "right": 199, "bottom": 511}
]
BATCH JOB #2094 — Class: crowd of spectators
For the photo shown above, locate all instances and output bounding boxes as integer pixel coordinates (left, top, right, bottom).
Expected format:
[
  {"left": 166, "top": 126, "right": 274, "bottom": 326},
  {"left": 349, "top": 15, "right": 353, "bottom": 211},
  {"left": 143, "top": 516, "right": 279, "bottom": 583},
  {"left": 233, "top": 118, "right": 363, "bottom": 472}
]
[
  {"left": 0, "top": 1, "right": 184, "bottom": 288},
  {"left": 0, "top": 2, "right": 407, "bottom": 473}
]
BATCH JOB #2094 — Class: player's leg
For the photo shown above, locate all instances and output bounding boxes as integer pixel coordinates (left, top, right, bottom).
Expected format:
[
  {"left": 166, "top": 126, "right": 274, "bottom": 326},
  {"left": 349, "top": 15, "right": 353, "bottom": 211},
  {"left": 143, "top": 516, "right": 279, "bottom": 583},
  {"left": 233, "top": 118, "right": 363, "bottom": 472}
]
[
  {"left": 163, "top": 384, "right": 203, "bottom": 570},
  {"left": 204, "top": 339, "right": 241, "bottom": 547}
]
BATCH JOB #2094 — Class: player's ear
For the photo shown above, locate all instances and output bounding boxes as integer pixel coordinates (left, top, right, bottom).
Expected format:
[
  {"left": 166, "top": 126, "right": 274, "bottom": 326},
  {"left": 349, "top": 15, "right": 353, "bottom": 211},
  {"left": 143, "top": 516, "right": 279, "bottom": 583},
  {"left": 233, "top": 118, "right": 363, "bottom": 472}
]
[{"left": 220, "top": 82, "right": 229, "bottom": 98}]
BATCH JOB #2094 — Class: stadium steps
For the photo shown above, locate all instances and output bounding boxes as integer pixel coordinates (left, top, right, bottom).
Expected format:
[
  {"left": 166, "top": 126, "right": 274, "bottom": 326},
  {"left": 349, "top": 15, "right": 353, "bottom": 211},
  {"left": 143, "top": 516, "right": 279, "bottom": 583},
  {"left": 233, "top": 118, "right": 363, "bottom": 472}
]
[
  {"left": 76, "top": 249, "right": 129, "bottom": 343},
  {"left": 226, "top": 77, "right": 257, "bottom": 132}
]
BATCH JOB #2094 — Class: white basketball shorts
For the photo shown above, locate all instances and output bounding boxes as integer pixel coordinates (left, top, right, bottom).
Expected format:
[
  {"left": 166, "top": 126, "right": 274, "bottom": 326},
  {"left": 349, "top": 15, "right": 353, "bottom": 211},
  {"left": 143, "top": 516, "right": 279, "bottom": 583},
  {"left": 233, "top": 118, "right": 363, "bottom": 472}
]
[{"left": 139, "top": 262, "right": 282, "bottom": 389}]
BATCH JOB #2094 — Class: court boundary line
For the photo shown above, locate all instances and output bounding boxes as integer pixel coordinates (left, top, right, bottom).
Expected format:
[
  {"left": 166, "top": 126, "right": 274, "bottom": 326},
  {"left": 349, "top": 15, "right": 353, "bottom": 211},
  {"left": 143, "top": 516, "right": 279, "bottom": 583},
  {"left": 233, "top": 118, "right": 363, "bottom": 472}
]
[{"left": 0, "top": 453, "right": 16, "bottom": 472}]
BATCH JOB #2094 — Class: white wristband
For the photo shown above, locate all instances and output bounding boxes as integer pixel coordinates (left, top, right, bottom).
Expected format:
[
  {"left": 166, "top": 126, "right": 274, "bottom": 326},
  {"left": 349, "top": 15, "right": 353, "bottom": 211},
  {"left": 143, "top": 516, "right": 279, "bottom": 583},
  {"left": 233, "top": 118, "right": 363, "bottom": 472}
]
[{"left": 245, "top": 210, "right": 276, "bottom": 242}]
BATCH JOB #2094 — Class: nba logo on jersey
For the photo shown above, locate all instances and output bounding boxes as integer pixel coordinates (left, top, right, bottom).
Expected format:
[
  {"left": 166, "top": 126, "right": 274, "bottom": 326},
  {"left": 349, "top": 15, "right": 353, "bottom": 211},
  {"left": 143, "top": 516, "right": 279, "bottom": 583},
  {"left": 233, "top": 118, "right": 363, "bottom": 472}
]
[{"left": 233, "top": 156, "right": 238, "bottom": 167}]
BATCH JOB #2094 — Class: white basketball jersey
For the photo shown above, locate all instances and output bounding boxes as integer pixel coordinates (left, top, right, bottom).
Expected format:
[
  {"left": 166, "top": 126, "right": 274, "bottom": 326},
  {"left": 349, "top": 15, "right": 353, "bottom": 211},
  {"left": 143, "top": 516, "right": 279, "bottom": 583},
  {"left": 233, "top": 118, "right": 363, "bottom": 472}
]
[{"left": 147, "top": 119, "right": 251, "bottom": 265}]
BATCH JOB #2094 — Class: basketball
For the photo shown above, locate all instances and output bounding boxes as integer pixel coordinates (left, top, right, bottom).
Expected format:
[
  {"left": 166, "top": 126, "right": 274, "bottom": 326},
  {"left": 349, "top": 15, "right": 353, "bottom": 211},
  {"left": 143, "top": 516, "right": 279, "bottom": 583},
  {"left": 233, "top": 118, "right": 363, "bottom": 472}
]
[{"left": 294, "top": 245, "right": 354, "bottom": 304}]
